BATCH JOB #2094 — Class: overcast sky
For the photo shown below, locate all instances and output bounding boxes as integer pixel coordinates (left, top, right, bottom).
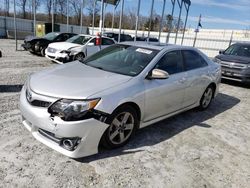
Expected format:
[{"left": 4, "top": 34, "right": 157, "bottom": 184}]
[{"left": 102, "top": 0, "right": 250, "bottom": 30}]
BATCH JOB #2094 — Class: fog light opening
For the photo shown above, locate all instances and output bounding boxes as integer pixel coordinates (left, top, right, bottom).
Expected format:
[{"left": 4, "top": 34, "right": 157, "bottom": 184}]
[{"left": 61, "top": 138, "right": 81, "bottom": 151}]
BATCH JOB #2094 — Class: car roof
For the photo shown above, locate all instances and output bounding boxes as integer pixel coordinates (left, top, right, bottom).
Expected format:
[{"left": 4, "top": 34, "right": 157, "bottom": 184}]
[{"left": 119, "top": 41, "right": 195, "bottom": 51}]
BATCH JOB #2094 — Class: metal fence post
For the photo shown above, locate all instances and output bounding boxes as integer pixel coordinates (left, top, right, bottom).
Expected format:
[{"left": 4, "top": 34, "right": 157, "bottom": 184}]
[
  {"left": 92, "top": 0, "right": 96, "bottom": 35},
  {"left": 181, "top": 2, "right": 190, "bottom": 45},
  {"left": 229, "top": 30, "right": 234, "bottom": 47},
  {"left": 99, "top": 0, "right": 104, "bottom": 33},
  {"left": 52, "top": 0, "right": 54, "bottom": 32},
  {"left": 158, "top": 0, "right": 166, "bottom": 42},
  {"left": 67, "top": 0, "right": 69, "bottom": 32},
  {"left": 14, "top": 0, "right": 17, "bottom": 51},
  {"left": 111, "top": 5, "right": 115, "bottom": 31},
  {"left": 80, "top": 0, "right": 83, "bottom": 33},
  {"left": 174, "top": 0, "right": 183, "bottom": 44},
  {"left": 118, "top": 0, "right": 124, "bottom": 42},
  {"left": 166, "top": 0, "right": 176, "bottom": 43},
  {"left": 147, "top": 0, "right": 154, "bottom": 42},
  {"left": 33, "top": 0, "right": 36, "bottom": 36},
  {"left": 134, "top": 0, "right": 141, "bottom": 42}
]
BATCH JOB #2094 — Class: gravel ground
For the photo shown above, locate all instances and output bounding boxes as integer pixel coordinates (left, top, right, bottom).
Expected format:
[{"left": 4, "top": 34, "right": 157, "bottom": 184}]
[{"left": 0, "top": 39, "right": 250, "bottom": 188}]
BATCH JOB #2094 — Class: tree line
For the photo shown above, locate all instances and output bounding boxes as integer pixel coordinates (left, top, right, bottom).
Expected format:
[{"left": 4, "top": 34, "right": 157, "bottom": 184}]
[{"left": 0, "top": 0, "right": 184, "bottom": 32}]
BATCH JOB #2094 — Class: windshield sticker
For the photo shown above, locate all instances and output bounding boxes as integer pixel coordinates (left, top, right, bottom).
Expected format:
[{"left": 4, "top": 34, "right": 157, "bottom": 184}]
[{"left": 136, "top": 48, "right": 153, "bottom": 54}]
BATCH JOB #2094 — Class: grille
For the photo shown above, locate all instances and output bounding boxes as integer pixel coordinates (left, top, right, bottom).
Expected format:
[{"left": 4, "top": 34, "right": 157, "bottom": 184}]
[
  {"left": 221, "top": 61, "right": 247, "bottom": 69},
  {"left": 26, "top": 88, "right": 52, "bottom": 107},
  {"left": 31, "top": 100, "right": 51, "bottom": 107}
]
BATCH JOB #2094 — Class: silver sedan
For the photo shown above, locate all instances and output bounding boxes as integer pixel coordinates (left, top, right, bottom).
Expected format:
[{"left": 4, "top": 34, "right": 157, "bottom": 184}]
[{"left": 20, "top": 42, "right": 221, "bottom": 158}]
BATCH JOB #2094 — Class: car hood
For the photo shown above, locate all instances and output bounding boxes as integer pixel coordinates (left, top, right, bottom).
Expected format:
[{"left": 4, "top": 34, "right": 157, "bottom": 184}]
[
  {"left": 24, "top": 35, "right": 40, "bottom": 42},
  {"left": 29, "top": 61, "right": 132, "bottom": 99},
  {"left": 216, "top": 54, "right": 250, "bottom": 64},
  {"left": 48, "top": 42, "right": 82, "bottom": 51}
]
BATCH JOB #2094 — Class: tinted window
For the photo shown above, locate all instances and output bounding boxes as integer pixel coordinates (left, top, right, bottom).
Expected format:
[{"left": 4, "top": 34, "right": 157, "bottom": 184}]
[
  {"left": 54, "top": 34, "right": 65, "bottom": 41},
  {"left": 43, "top": 32, "right": 59, "bottom": 40},
  {"left": 66, "top": 35, "right": 91, "bottom": 45},
  {"left": 83, "top": 44, "right": 159, "bottom": 76},
  {"left": 155, "top": 50, "right": 183, "bottom": 75},
  {"left": 102, "top": 38, "right": 115, "bottom": 45},
  {"left": 89, "top": 38, "right": 96, "bottom": 45},
  {"left": 182, "top": 50, "right": 207, "bottom": 71}
]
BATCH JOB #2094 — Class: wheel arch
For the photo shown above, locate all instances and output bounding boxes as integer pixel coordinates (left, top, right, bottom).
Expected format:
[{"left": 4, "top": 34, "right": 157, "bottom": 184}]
[
  {"left": 112, "top": 102, "right": 142, "bottom": 122},
  {"left": 207, "top": 82, "right": 216, "bottom": 98}
]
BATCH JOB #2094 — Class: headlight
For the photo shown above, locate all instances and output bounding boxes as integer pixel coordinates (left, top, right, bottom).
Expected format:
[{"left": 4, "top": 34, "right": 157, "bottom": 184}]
[
  {"left": 213, "top": 58, "right": 221, "bottom": 64},
  {"left": 48, "top": 98, "right": 100, "bottom": 121},
  {"left": 60, "top": 50, "right": 71, "bottom": 54}
]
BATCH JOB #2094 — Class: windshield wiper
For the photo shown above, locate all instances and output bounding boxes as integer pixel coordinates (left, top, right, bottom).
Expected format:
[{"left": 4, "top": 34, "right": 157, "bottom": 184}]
[{"left": 93, "top": 66, "right": 103, "bottom": 70}]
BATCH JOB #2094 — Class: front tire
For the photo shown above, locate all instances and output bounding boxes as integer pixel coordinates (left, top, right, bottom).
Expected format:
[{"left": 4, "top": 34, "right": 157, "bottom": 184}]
[
  {"left": 199, "top": 85, "right": 214, "bottom": 110},
  {"left": 74, "top": 53, "right": 85, "bottom": 61},
  {"left": 102, "top": 106, "right": 138, "bottom": 149},
  {"left": 40, "top": 47, "right": 46, "bottom": 56}
]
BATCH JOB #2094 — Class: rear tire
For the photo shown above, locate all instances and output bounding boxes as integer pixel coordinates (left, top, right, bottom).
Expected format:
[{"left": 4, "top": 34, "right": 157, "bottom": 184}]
[
  {"left": 101, "top": 106, "right": 138, "bottom": 149},
  {"left": 199, "top": 85, "right": 214, "bottom": 110}
]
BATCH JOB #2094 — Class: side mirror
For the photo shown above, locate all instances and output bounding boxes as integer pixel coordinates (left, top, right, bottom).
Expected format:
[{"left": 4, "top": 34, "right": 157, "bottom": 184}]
[
  {"left": 88, "top": 42, "right": 95, "bottom": 46},
  {"left": 147, "top": 69, "right": 169, "bottom": 80},
  {"left": 219, "top": 50, "right": 224, "bottom": 54}
]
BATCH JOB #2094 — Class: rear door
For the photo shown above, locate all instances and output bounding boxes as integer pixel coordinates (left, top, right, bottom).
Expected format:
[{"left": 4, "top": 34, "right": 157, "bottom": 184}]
[
  {"left": 144, "top": 50, "right": 187, "bottom": 122},
  {"left": 181, "top": 50, "right": 211, "bottom": 107}
]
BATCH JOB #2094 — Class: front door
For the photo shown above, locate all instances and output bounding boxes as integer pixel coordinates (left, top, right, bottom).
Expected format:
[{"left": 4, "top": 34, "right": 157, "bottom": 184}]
[{"left": 143, "top": 50, "right": 187, "bottom": 122}]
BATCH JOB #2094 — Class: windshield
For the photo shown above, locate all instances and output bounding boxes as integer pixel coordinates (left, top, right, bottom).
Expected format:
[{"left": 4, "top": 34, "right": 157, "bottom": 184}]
[
  {"left": 82, "top": 44, "right": 159, "bottom": 76},
  {"left": 224, "top": 44, "right": 250, "bottom": 57},
  {"left": 43, "top": 32, "right": 59, "bottom": 41},
  {"left": 66, "top": 35, "right": 92, "bottom": 45}
]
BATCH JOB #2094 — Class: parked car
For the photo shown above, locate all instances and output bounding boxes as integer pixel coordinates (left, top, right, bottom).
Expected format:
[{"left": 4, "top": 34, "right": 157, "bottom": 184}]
[
  {"left": 134, "top": 36, "right": 159, "bottom": 42},
  {"left": 22, "top": 32, "right": 77, "bottom": 56},
  {"left": 45, "top": 34, "right": 116, "bottom": 64},
  {"left": 103, "top": 32, "right": 133, "bottom": 42},
  {"left": 20, "top": 42, "right": 221, "bottom": 158},
  {"left": 214, "top": 42, "right": 250, "bottom": 83}
]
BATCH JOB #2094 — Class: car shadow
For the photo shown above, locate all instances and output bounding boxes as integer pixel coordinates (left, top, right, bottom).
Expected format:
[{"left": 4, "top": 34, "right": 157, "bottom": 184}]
[
  {"left": 0, "top": 84, "right": 23, "bottom": 93},
  {"left": 221, "top": 79, "right": 250, "bottom": 89},
  {"left": 75, "top": 93, "right": 240, "bottom": 163}
]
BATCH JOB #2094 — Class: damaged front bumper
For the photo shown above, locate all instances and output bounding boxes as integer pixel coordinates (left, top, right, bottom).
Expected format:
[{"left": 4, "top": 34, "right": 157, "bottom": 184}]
[
  {"left": 19, "top": 86, "right": 110, "bottom": 158},
  {"left": 45, "top": 49, "right": 75, "bottom": 64}
]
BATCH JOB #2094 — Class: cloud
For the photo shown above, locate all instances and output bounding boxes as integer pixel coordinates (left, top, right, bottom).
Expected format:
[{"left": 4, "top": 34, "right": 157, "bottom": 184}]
[
  {"left": 189, "top": 16, "right": 250, "bottom": 26},
  {"left": 191, "top": 0, "right": 250, "bottom": 11}
]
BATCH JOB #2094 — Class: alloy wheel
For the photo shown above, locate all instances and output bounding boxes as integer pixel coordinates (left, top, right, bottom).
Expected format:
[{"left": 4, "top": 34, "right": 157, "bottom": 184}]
[
  {"left": 108, "top": 112, "right": 135, "bottom": 145},
  {"left": 202, "top": 87, "right": 213, "bottom": 108}
]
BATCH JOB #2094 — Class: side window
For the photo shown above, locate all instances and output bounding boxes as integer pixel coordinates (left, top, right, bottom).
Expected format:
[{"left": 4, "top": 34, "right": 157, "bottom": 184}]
[
  {"left": 54, "top": 34, "right": 64, "bottom": 41},
  {"left": 155, "top": 50, "right": 183, "bottom": 75},
  {"left": 182, "top": 50, "right": 208, "bottom": 71},
  {"left": 102, "top": 38, "right": 115, "bottom": 45},
  {"left": 89, "top": 38, "right": 96, "bottom": 45}
]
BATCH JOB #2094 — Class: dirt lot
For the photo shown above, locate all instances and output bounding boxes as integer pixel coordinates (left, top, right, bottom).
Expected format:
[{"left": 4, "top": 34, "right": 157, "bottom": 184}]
[{"left": 0, "top": 39, "right": 250, "bottom": 188}]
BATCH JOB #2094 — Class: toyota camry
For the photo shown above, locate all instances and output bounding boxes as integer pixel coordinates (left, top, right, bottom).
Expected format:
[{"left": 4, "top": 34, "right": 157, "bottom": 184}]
[{"left": 20, "top": 42, "right": 221, "bottom": 158}]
